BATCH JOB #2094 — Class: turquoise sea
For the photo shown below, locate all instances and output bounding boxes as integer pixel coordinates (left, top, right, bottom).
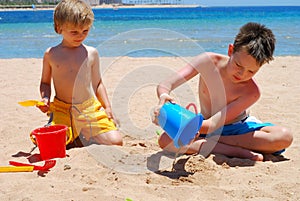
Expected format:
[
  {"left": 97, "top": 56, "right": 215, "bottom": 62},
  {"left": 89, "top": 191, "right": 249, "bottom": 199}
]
[{"left": 0, "top": 6, "right": 299, "bottom": 58}]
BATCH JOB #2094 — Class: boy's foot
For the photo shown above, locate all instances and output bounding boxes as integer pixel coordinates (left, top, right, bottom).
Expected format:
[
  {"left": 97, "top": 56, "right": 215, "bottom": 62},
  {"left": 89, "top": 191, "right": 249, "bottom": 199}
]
[{"left": 250, "top": 152, "right": 264, "bottom": 161}]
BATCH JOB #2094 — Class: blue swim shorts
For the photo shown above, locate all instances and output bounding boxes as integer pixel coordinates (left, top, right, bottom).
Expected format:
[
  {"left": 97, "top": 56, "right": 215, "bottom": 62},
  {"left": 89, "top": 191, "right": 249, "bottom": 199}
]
[
  {"left": 200, "top": 116, "right": 273, "bottom": 137},
  {"left": 200, "top": 116, "right": 284, "bottom": 155},
  {"left": 209, "top": 116, "right": 274, "bottom": 136}
]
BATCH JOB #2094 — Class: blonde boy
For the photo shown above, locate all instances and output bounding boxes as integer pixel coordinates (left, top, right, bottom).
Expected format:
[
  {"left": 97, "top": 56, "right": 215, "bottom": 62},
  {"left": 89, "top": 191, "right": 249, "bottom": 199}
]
[{"left": 38, "top": 0, "right": 122, "bottom": 147}]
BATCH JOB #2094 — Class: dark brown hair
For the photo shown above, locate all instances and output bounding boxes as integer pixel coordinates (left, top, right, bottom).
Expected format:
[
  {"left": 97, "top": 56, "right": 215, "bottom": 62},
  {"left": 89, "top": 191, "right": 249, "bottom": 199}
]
[{"left": 233, "top": 22, "right": 276, "bottom": 66}]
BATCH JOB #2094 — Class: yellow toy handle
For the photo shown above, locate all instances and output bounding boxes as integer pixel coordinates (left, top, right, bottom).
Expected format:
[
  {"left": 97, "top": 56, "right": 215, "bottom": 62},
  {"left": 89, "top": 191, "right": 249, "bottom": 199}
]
[
  {"left": 30, "top": 131, "right": 37, "bottom": 145},
  {"left": 65, "top": 127, "right": 73, "bottom": 145},
  {"left": 0, "top": 166, "right": 34, "bottom": 173},
  {"left": 18, "top": 100, "right": 45, "bottom": 107},
  {"left": 30, "top": 126, "right": 73, "bottom": 145}
]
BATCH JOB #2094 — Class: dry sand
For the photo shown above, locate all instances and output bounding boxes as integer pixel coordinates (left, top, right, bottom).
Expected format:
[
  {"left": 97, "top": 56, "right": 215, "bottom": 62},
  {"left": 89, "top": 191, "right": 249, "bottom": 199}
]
[{"left": 0, "top": 56, "right": 299, "bottom": 201}]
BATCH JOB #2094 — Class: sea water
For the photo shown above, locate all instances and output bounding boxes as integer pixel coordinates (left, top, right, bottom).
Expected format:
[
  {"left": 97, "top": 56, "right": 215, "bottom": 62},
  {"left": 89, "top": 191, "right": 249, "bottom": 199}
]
[{"left": 0, "top": 6, "right": 299, "bottom": 58}]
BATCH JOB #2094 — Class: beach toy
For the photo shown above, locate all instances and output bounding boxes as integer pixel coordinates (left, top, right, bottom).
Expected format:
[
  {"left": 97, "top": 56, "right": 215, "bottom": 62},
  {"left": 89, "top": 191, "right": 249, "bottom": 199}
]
[
  {"left": 158, "top": 102, "right": 203, "bottom": 148},
  {"left": 30, "top": 125, "right": 71, "bottom": 160},
  {"left": 9, "top": 160, "right": 56, "bottom": 171},
  {"left": 0, "top": 160, "right": 56, "bottom": 173},
  {"left": 0, "top": 166, "right": 34, "bottom": 173},
  {"left": 18, "top": 100, "right": 45, "bottom": 107}
]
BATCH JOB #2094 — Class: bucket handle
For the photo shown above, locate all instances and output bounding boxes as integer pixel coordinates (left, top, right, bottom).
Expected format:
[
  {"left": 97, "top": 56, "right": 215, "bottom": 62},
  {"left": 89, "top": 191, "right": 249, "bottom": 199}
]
[
  {"left": 185, "top": 103, "right": 198, "bottom": 114},
  {"left": 30, "top": 132, "right": 36, "bottom": 145},
  {"left": 30, "top": 126, "right": 73, "bottom": 145}
]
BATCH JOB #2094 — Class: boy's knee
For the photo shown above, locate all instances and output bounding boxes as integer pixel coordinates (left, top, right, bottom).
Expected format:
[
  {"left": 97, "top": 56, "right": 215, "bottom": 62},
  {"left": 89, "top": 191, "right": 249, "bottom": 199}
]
[
  {"left": 111, "top": 137, "right": 123, "bottom": 146},
  {"left": 108, "top": 131, "right": 123, "bottom": 146},
  {"left": 280, "top": 127, "right": 293, "bottom": 147},
  {"left": 92, "top": 130, "right": 123, "bottom": 146},
  {"left": 272, "top": 126, "right": 293, "bottom": 149},
  {"left": 158, "top": 133, "right": 172, "bottom": 149}
]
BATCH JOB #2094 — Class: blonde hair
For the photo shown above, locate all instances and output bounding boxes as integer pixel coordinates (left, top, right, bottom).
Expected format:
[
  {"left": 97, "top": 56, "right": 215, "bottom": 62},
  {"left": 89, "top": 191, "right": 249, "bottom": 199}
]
[{"left": 54, "top": 0, "right": 94, "bottom": 33}]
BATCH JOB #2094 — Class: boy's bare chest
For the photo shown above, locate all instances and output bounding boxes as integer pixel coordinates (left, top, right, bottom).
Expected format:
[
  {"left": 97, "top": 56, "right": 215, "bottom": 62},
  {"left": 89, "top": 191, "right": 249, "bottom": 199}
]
[
  {"left": 199, "top": 78, "right": 247, "bottom": 106},
  {"left": 51, "top": 55, "right": 91, "bottom": 79}
]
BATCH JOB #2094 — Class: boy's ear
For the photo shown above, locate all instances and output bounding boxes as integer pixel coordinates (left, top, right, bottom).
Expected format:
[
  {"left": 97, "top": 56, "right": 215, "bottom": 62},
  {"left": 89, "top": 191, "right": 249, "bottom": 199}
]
[
  {"left": 54, "top": 24, "right": 62, "bottom": 34},
  {"left": 228, "top": 44, "right": 234, "bottom": 56}
]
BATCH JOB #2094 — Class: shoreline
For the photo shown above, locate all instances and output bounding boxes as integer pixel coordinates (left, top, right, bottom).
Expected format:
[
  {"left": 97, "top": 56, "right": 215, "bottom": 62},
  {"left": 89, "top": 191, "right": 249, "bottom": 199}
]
[
  {"left": 0, "top": 55, "right": 299, "bottom": 60},
  {"left": 1, "top": 4, "right": 299, "bottom": 11},
  {"left": 0, "top": 4, "right": 200, "bottom": 11}
]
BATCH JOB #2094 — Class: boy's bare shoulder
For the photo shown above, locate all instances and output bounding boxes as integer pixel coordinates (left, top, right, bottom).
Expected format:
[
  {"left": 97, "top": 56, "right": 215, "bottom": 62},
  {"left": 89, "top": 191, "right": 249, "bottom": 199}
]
[
  {"left": 83, "top": 45, "right": 100, "bottom": 65},
  {"left": 43, "top": 47, "right": 54, "bottom": 61},
  {"left": 43, "top": 44, "right": 61, "bottom": 57},
  {"left": 204, "top": 52, "right": 229, "bottom": 68},
  {"left": 83, "top": 44, "right": 99, "bottom": 55},
  {"left": 248, "top": 78, "right": 261, "bottom": 96},
  {"left": 193, "top": 52, "right": 227, "bottom": 62},
  {"left": 206, "top": 52, "right": 228, "bottom": 61}
]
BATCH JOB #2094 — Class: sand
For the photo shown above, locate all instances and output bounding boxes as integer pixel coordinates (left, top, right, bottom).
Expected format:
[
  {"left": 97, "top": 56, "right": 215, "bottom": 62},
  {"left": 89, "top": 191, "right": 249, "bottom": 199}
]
[{"left": 0, "top": 56, "right": 299, "bottom": 201}]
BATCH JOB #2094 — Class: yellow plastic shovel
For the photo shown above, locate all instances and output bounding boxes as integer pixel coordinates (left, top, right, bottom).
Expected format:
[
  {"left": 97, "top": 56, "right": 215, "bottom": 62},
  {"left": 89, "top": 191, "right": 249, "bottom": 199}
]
[
  {"left": 0, "top": 166, "right": 34, "bottom": 172},
  {"left": 18, "top": 100, "right": 45, "bottom": 107}
]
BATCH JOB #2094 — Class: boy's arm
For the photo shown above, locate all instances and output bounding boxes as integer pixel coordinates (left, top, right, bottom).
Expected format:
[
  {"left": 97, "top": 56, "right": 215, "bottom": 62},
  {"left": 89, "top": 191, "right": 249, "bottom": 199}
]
[
  {"left": 38, "top": 50, "right": 52, "bottom": 113},
  {"left": 187, "top": 52, "right": 260, "bottom": 134},
  {"left": 157, "top": 53, "right": 219, "bottom": 98},
  {"left": 91, "top": 49, "right": 113, "bottom": 118},
  {"left": 153, "top": 53, "right": 212, "bottom": 124},
  {"left": 156, "top": 52, "right": 260, "bottom": 134},
  {"left": 156, "top": 56, "right": 201, "bottom": 105},
  {"left": 199, "top": 82, "right": 260, "bottom": 134}
]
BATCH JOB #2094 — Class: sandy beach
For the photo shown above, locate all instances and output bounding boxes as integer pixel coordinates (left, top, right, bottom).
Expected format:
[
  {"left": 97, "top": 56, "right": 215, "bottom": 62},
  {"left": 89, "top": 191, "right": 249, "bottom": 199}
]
[{"left": 0, "top": 56, "right": 299, "bottom": 201}]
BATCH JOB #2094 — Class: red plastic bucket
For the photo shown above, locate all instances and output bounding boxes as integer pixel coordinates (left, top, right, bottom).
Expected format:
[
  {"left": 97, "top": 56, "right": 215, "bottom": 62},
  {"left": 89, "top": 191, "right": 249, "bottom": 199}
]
[{"left": 30, "top": 125, "right": 68, "bottom": 160}]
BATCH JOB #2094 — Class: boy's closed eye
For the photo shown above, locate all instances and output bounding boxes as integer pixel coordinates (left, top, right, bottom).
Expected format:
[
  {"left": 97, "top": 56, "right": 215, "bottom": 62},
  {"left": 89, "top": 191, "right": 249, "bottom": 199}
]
[
  {"left": 70, "top": 31, "right": 78, "bottom": 35},
  {"left": 235, "top": 61, "right": 256, "bottom": 74},
  {"left": 70, "top": 30, "right": 89, "bottom": 35},
  {"left": 235, "top": 61, "right": 243, "bottom": 68}
]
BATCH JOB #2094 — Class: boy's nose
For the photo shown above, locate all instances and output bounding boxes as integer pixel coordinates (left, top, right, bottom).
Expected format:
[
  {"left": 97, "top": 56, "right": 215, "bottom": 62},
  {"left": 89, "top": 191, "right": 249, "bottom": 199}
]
[
  {"left": 78, "top": 33, "right": 85, "bottom": 39},
  {"left": 237, "top": 68, "right": 245, "bottom": 76}
]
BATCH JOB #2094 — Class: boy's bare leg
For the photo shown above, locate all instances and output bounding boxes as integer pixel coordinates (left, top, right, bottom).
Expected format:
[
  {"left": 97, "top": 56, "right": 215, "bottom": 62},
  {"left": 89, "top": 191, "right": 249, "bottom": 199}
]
[
  {"left": 216, "top": 126, "right": 292, "bottom": 154},
  {"left": 93, "top": 130, "right": 123, "bottom": 146},
  {"left": 205, "top": 140, "right": 264, "bottom": 161},
  {"left": 81, "top": 129, "right": 123, "bottom": 146},
  {"left": 158, "top": 133, "right": 263, "bottom": 161}
]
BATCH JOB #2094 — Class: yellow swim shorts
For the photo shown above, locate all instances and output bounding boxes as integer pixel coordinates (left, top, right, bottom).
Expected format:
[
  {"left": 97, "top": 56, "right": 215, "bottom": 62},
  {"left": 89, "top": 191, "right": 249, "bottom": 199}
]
[{"left": 49, "top": 97, "right": 117, "bottom": 143}]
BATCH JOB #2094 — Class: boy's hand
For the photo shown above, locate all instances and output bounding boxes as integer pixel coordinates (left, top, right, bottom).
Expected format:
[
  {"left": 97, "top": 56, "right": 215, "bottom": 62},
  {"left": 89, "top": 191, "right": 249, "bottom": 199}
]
[
  {"left": 158, "top": 93, "right": 175, "bottom": 106},
  {"left": 37, "top": 97, "right": 50, "bottom": 113},
  {"left": 105, "top": 107, "right": 113, "bottom": 119},
  {"left": 151, "top": 105, "right": 161, "bottom": 125},
  {"left": 105, "top": 107, "right": 120, "bottom": 127},
  {"left": 152, "top": 93, "right": 175, "bottom": 125}
]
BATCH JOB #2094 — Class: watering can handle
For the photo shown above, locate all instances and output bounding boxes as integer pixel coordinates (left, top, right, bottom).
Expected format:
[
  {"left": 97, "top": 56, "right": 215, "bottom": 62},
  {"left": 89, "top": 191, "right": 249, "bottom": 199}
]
[{"left": 186, "top": 103, "right": 198, "bottom": 114}]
